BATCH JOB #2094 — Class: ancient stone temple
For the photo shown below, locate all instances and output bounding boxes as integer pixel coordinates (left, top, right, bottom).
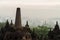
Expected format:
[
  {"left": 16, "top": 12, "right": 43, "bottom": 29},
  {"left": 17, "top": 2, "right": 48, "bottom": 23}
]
[
  {"left": 25, "top": 21, "right": 29, "bottom": 27},
  {"left": 0, "top": 7, "right": 38, "bottom": 40},
  {"left": 48, "top": 21, "right": 60, "bottom": 40},
  {"left": 53, "top": 21, "right": 59, "bottom": 31},
  {"left": 15, "top": 7, "right": 22, "bottom": 30}
]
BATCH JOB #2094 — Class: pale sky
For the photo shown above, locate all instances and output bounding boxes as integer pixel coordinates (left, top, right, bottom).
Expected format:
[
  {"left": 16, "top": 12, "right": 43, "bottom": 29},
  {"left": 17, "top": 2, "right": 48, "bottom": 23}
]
[
  {"left": 0, "top": 0, "right": 60, "bottom": 19},
  {"left": 0, "top": 0, "right": 60, "bottom": 26}
]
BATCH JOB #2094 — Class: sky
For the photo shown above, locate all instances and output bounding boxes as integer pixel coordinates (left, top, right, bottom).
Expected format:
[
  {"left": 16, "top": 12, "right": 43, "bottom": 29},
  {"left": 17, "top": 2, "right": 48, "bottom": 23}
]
[
  {"left": 0, "top": 0, "right": 60, "bottom": 19},
  {"left": 0, "top": 0, "right": 60, "bottom": 26}
]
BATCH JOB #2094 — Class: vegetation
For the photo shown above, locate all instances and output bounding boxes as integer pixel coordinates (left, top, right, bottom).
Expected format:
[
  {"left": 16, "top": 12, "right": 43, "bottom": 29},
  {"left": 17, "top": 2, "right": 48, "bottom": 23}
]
[
  {"left": 31, "top": 25, "right": 51, "bottom": 40},
  {"left": 0, "top": 22, "right": 5, "bottom": 29}
]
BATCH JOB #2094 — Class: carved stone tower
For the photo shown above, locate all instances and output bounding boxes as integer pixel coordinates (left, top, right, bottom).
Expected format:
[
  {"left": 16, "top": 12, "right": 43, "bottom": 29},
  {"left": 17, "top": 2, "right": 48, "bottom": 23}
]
[
  {"left": 53, "top": 21, "right": 59, "bottom": 31},
  {"left": 10, "top": 20, "right": 13, "bottom": 25},
  {"left": 15, "top": 7, "right": 22, "bottom": 29},
  {"left": 25, "top": 21, "right": 29, "bottom": 28}
]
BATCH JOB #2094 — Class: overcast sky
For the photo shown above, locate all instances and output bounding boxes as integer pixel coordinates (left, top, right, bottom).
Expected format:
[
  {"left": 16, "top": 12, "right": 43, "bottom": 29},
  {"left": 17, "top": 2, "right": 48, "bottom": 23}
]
[
  {"left": 0, "top": 0, "right": 60, "bottom": 26},
  {"left": 0, "top": 0, "right": 60, "bottom": 19}
]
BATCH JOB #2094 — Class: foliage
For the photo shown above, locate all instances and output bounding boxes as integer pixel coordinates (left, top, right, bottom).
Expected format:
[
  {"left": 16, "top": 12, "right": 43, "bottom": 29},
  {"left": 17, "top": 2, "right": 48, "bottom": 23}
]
[
  {"left": 0, "top": 22, "right": 5, "bottom": 29},
  {"left": 31, "top": 26, "right": 50, "bottom": 40}
]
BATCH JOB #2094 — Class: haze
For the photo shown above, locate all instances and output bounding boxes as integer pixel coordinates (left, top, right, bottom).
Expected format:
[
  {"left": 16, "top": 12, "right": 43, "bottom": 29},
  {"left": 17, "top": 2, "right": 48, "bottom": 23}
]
[{"left": 0, "top": 0, "right": 60, "bottom": 26}]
